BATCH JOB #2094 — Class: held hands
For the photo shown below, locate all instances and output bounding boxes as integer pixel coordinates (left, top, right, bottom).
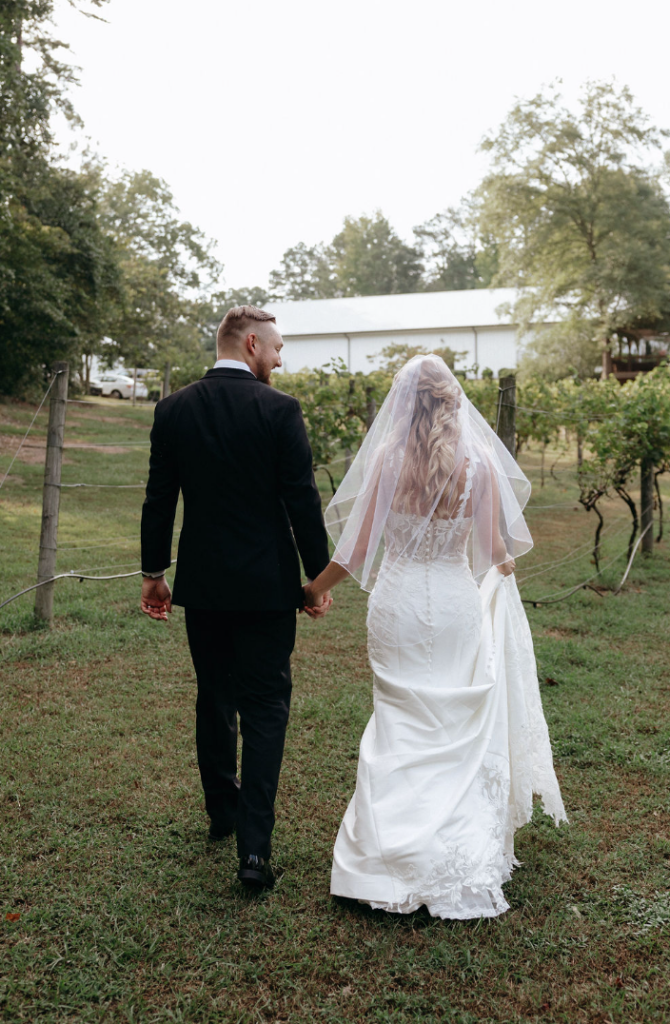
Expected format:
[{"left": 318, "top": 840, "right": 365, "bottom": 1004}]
[
  {"left": 302, "top": 582, "right": 333, "bottom": 620},
  {"left": 140, "top": 576, "right": 172, "bottom": 621}
]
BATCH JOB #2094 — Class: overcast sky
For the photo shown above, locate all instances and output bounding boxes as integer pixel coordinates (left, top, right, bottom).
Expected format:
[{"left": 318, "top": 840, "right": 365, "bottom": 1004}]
[{"left": 53, "top": 0, "right": 670, "bottom": 291}]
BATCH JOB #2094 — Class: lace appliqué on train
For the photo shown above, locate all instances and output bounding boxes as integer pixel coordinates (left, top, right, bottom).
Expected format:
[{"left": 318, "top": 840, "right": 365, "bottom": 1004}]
[{"left": 367, "top": 760, "right": 518, "bottom": 919}]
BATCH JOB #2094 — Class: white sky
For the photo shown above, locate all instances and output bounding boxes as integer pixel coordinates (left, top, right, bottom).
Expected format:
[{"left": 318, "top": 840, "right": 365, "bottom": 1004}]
[{"left": 53, "top": 0, "right": 670, "bottom": 291}]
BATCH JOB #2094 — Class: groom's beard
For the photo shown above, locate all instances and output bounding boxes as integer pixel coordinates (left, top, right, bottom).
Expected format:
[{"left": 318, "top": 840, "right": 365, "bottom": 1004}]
[{"left": 256, "top": 366, "right": 272, "bottom": 385}]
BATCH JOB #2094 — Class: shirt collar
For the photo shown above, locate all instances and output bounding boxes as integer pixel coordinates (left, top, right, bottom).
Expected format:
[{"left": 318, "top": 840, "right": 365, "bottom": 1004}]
[{"left": 213, "top": 358, "right": 255, "bottom": 377}]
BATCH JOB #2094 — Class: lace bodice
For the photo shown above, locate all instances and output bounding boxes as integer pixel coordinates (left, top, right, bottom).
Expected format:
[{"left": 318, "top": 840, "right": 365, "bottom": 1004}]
[
  {"left": 384, "top": 455, "right": 474, "bottom": 565},
  {"left": 385, "top": 509, "right": 473, "bottom": 563}
]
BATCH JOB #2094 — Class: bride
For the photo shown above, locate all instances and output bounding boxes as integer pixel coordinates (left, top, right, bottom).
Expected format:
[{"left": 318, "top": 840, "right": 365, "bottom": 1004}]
[{"left": 304, "top": 355, "right": 567, "bottom": 920}]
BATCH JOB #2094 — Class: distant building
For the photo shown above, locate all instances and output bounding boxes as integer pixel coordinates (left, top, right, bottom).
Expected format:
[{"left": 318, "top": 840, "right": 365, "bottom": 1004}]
[{"left": 267, "top": 288, "right": 527, "bottom": 377}]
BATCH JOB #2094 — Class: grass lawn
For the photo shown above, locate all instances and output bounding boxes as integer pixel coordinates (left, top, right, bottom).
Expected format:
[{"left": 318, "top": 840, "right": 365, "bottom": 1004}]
[{"left": 1, "top": 395, "right": 669, "bottom": 1023}]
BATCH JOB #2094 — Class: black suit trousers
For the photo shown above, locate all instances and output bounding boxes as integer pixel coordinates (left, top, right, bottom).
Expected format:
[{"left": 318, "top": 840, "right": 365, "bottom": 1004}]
[{"left": 184, "top": 607, "right": 296, "bottom": 860}]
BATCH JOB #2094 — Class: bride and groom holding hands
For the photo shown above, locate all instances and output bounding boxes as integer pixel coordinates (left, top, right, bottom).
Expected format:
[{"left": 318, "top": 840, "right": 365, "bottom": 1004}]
[{"left": 140, "top": 304, "right": 566, "bottom": 918}]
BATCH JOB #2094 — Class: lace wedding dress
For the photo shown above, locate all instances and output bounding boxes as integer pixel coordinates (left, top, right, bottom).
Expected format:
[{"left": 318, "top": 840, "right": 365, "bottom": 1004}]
[{"left": 330, "top": 506, "right": 567, "bottom": 920}]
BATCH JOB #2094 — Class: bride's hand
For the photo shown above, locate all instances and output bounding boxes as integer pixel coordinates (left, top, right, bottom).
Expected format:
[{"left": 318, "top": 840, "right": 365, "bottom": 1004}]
[
  {"left": 302, "top": 583, "right": 333, "bottom": 619},
  {"left": 496, "top": 557, "right": 516, "bottom": 577}
]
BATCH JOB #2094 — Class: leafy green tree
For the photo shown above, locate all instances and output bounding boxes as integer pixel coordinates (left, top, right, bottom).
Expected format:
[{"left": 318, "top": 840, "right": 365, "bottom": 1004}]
[
  {"left": 331, "top": 212, "right": 423, "bottom": 297},
  {"left": 269, "top": 213, "right": 423, "bottom": 300},
  {"left": 576, "top": 368, "right": 670, "bottom": 562},
  {"left": 414, "top": 205, "right": 498, "bottom": 291},
  {"left": 268, "top": 242, "right": 336, "bottom": 300},
  {"left": 96, "top": 167, "right": 223, "bottom": 373},
  {"left": 2, "top": 162, "right": 122, "bottom": 394},
  {"left": 514, "top": 378, "right": 563, "bottom": 481},
  {"left": 0, "top": 0, "right": 115, "bottom": 395},
  {"left": 478, "top": 81, "right": 670, "bottom": 379},
  {"left": 461, "top": 376, "right": 499, "bottom": 427},
  {"left": 221, "top": 285, "right": 274, "bottom": 309}
]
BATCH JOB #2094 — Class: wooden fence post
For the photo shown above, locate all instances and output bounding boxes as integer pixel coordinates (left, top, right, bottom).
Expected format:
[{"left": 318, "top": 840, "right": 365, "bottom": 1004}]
[
  {"left": 641, "top": 459, "right": 655, "bottom": 555},
  {"left": 162, "top": 361, "right": 171, "bottom": 400},
  {"left": 496, "top": 374, "right": 516, "bottom": 459},
  {"left": 35, "top": 362, "right": 69, "bottom": 623},
  {"left": 365, "top": 385, "right": 377, "bottom": 430}
]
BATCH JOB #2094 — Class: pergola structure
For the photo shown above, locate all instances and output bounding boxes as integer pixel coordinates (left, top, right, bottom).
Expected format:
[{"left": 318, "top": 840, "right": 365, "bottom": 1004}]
[{"left": 603, "top": 331, "right": 669, "bottom": 381}]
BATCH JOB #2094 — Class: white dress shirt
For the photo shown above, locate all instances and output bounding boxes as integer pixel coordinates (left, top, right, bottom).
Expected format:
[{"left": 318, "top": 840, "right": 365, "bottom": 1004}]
[{"left": 213, "top": 359, "right": 255, "bottom": 376}]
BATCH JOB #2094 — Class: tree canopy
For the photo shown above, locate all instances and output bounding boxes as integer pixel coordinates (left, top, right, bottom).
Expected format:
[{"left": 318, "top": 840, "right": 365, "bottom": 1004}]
[
  {"left": 477, "top": 81, "right": 670, "bottom": 378},
  {"left": 0, "top": 0, "right": 118, "bottom": 393},
  {"left": 413, "top": 205, "right": 498, "bottom": 292},
  {"left": 269, "top": 213, "right": 423, "bottom": 301}
]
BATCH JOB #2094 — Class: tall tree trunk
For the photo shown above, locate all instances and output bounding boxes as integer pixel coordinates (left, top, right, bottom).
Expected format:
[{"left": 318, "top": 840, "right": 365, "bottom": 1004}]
[{"left": 641, "top": 459, "right": 654, "bottom": 554}]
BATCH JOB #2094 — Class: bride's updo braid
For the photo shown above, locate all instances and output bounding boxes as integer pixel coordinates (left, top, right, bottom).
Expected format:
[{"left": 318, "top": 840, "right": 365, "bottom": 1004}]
[{"left": 395, "top": 359, "right": 462, "bottom": 515}]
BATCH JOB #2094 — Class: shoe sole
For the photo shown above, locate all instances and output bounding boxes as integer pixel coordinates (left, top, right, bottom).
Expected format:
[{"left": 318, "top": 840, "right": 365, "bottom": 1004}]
[{"left": 238, "top": 869, "right": 274, "bottom": 889}]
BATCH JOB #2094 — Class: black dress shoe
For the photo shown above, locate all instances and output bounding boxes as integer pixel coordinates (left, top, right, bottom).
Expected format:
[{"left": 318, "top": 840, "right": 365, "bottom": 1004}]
[
  {"left": 237, "top": 854, "right": 275, "bottom": 889},
  {"left": 208, "top": 822, "right": 234, "bottom": 842}
]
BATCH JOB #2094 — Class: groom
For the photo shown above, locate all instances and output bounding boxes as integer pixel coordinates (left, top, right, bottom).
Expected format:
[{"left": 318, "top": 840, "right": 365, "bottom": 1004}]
[{"left": 140, "top": 305, "right": 331, "bottom": 889}]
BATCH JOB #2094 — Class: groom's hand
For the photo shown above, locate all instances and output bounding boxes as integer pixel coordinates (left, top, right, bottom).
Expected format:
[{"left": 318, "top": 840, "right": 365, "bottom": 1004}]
[
  {"left": 302, "top": 583, "right": 332, "bottom": 619},
  {"left": 140, "top": 576, "right": 172, "bottom": 621}
]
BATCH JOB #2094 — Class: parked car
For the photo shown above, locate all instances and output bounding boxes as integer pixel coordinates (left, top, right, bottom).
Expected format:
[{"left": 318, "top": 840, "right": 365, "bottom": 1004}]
[{"left": 89, "top": 373, "right": 148, "bottom": 400}]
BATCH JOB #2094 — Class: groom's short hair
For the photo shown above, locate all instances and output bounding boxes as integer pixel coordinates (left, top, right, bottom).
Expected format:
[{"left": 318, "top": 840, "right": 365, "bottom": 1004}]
[{"left": 217, "top": 306, "right": 277, "bottom": 350}]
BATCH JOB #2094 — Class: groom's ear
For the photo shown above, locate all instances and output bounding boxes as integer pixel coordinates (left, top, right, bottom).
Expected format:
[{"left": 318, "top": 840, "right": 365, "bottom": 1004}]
[{"left": 245, "top": 333, "right": 258, "bottom": 353}]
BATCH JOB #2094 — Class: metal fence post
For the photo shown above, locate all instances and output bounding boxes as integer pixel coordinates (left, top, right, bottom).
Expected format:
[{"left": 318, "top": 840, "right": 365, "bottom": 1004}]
[
  {"left": 496, "top": 373, "right": 516, "bottom": 459},
  {"left": 35, "top": 362, "right": 69, "bottom": 623}
]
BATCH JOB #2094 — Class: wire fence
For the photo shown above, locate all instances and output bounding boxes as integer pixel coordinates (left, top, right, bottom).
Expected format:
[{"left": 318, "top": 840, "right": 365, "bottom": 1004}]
[
  {"left": 0, "top": 375, "right": 663, "bottom": 618},
  {"left": 0, "top": 371, "right": 63, "bottom": 492}
]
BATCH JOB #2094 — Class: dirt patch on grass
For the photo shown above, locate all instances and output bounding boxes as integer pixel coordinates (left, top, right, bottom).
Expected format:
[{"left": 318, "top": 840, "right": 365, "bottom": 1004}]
[
  {"left": 0, "top": 435, "right": 73, "bottom": 465},
  {"left": 67, "top": 414, "right": 149, "bottom": 429},
  {"left": 541, "top": 627, "right": 581, "bottom": 639},
  {"left": 62, "top": 444, "right": 132, "bottom": 454}
]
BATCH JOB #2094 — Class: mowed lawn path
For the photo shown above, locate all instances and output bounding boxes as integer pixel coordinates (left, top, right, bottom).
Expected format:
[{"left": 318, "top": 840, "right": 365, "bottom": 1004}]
[{"left": 1, "top": 396, "right": 669, "bottom": 1023}]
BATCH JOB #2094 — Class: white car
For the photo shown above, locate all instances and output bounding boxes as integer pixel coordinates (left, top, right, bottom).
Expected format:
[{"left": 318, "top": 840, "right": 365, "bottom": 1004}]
[{"left": 89, "top": 373, "right": 148, "bottom": 400}]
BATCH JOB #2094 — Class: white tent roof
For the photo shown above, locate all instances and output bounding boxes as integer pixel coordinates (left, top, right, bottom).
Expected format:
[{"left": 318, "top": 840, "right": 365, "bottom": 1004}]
[{"left": 267, "top": 288, "right": 518, "bottom": 337}]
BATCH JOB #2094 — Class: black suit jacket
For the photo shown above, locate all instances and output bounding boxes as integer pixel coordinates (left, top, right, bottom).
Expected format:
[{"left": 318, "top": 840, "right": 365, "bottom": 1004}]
[{"left": 141, "top": 368, "right": 330, "bottom": 610}]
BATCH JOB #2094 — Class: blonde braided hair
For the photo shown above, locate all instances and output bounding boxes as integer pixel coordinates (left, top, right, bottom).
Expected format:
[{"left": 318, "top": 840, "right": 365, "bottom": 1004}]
[{"left": 394, "top": 359, "right": 462, "bottom": 516}]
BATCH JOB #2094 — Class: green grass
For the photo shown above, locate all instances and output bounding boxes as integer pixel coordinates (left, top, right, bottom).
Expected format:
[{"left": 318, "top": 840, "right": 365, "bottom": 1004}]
[{"left": 1, "top": 396, "right": 670, "bottom": 1023}]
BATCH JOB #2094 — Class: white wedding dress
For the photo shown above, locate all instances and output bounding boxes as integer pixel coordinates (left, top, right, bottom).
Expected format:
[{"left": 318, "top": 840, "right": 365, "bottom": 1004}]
[{"left": 330, "top": 506, "right": 567, "bottom": 920}]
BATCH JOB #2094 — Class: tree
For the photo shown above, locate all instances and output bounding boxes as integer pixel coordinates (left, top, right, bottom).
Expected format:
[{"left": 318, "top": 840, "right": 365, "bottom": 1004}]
[
  {"left": 96, "top": 167, "right": 223, "bottom": 373},
  {"left": 414, "top": 205, "right": 498, "bottom": 291},
  {"left": 478, "top": 81, "right": 670, "bottom": 379},
  {"left": 276, "top": 360, "right": 379, "bottom": 490},
  {"left": 1, "top": 161, "right": 121, "bottom": 394},
  {"left": 0, "top": 0, "right": 120, "bottom": 395},
  {"left": 575, "top": 367, "right": 670, "bottom": 564},
  {"left": 331, "top": 212, "right": 423, "bottom": 297},
  {"left": 268, "top": 242, "right": 336, "bottom": 300},
  {"left": 269, "top": 212, "right": 423, "bottom": 300},
  {"left": 221, "top": 285, "right": 274, "bottom": 309}
]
